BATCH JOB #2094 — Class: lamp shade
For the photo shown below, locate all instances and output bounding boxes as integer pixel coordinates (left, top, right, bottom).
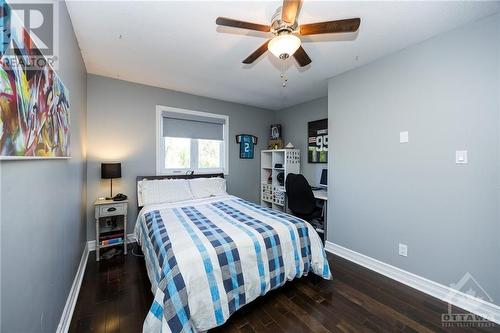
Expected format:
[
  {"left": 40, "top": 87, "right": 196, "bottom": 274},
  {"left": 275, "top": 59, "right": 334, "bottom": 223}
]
[
  {"left": 268, "top": 34, "right": 301, "bottom": 59},
  {"left": 101, "top": 163, "right": 121, "bottom": 179}
]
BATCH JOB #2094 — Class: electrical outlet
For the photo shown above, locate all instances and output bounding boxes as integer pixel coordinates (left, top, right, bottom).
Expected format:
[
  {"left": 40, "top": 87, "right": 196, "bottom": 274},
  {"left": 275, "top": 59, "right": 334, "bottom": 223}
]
[{"left": 399, "top": 243, "right": 408, "bottom": 257}]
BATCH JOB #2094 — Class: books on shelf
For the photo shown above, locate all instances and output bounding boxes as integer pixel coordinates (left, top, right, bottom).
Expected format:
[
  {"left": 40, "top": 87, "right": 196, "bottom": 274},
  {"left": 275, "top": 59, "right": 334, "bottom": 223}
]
[{"left": 100, "top": 237, "right": 123, "bottom": 246}]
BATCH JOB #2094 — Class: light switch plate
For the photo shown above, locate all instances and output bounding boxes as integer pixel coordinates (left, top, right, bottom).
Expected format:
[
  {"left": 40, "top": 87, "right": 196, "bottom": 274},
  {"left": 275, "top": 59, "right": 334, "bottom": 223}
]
[
  {"left": 400, "top": 131, "right": 409, "bottom": 143},
  {"left": 456, "top": 150, "right": 468, "bottom": 164},
  {"left": 399, "top": 243, "right": 408, "bottom": 257}
]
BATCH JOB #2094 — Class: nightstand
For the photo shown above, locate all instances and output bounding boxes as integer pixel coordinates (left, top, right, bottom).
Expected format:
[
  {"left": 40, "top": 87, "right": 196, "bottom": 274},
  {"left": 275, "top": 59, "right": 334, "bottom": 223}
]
[{"left": 94, "top": 199, "right": 128, "bottom": 261}]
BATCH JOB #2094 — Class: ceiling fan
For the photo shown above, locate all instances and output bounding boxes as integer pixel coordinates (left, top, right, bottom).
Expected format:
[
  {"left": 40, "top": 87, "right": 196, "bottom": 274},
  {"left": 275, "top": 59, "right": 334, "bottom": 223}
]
[{"left": 216, "top": 0, "right": 360, "bottom": 67}]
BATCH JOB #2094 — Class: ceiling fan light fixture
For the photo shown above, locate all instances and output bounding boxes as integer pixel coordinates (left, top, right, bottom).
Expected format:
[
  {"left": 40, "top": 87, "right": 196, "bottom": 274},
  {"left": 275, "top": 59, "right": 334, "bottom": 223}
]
[{"left": 268, "top": 34, "right": 301, "bottom": 59}]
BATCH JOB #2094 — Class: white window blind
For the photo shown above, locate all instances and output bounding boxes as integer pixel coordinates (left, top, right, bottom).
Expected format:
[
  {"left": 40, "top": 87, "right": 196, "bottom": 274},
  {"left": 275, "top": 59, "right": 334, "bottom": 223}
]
[
  {"left": 162, "top": 112, "right": 225, "bottom": 140},
  {"left": 156, "top": 106, "right": 229, "bottom": 175}
]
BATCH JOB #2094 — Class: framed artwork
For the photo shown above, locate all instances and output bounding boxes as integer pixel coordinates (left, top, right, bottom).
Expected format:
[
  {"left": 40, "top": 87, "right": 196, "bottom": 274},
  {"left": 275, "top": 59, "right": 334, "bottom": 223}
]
[
  {"left": 236, "top": 134, "right": 257, "bottom": 159},
  {"left": 0, "top": 1, "right": 70, "bottom": 159},
  {"left": 270, "top": 124, "right": 281, "bottom": 139},
  {"left": 308, "top": 119, "right": 328, "bottom": 163}
]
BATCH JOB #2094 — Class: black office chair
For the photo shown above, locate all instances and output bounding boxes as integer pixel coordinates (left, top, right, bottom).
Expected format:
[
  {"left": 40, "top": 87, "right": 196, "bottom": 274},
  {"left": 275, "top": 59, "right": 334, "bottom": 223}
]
[{"left": 285, "top": 173, "right": 323, "bottom": 222}]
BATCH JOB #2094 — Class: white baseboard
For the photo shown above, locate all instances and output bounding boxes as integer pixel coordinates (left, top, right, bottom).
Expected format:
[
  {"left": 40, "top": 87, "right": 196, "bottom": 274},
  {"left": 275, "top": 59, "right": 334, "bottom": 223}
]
[
  {"left": 87, "top": 233, "right": 137, "bottom": 252},
  {"left": 56, "top": 242, "right": 89, "bottom": 333},
  {"left": 325, "top": 241, "right": 500, "bottom": 325}
]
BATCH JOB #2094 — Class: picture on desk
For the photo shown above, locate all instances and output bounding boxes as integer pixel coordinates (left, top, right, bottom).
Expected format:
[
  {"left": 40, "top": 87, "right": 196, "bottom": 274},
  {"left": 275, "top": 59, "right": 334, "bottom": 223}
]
[{"left": 308, "top": 119, "right": 328, "bottom": 163}]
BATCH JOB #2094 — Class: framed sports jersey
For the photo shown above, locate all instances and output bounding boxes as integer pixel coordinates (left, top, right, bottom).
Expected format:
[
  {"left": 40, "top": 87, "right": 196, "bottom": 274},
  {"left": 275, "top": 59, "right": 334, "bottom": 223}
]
[
  {"left": 236, "top": 134, "right": 258, "bottom": 159},
  {"left": 308, "top": 119, "right": 328, "bottom": 163}
]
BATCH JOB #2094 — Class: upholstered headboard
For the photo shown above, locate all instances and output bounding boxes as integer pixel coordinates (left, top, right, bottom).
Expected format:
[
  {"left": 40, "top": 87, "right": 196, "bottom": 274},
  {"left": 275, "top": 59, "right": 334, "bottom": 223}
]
[{"left": 136, "top": 173, "right": 224, "bottom": 210}]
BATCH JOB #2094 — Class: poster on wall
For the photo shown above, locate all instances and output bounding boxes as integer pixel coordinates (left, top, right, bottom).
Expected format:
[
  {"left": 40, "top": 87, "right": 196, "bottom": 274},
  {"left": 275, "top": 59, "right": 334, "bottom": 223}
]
[
  {"left": 268, "top": 123, "right": 283, "bottom": 149},
  {"left": 308, "top": 119, "right": 328, "bottom": 163},
  {"left": 270, "top": 124, "right": 281, "bottom": 139},
  {"left": 236, "top": 134, "right": 258, "bottom": 159},
  {"left": 0, "top": 1, "right": 70, "bottom": 159}
]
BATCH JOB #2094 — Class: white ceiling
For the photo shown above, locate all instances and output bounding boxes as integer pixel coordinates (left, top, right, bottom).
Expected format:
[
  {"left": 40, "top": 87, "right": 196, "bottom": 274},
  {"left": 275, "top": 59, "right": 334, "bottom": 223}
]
[{"left": 66, "top": 1, "right": 500, "bottom": 110}]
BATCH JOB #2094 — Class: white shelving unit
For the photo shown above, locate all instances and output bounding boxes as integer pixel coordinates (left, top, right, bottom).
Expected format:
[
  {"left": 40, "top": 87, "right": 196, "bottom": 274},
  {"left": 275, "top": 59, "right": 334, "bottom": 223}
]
[{"left": 260, "top": 149, "right": 300, "bottom": 212}]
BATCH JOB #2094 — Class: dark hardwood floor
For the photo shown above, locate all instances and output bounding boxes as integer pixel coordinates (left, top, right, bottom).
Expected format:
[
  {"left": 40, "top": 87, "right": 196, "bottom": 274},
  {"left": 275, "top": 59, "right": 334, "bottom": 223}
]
[{"left": 69, "top": 244, "right": 497, "bottom": 332}]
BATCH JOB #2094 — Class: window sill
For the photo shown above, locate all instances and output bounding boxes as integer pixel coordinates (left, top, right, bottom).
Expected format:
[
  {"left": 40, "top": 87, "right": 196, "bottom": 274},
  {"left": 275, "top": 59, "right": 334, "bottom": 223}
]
[{"left": 157, "top": 170, "right": 228, "bottom": 176}]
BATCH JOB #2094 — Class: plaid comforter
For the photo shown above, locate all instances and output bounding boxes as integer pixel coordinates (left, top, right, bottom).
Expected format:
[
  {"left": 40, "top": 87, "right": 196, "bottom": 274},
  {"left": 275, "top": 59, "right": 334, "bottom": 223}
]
[{"left": 135, "top": 195, "right": 331, "bottom": 333}]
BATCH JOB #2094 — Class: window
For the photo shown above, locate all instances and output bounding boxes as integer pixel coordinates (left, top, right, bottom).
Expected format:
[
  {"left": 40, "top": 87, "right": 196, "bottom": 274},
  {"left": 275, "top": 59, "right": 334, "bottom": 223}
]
[
  {"left": 164, "top": 137, "right": 190, "bottom": 169},
  {"left": 163, "top": 138, "right": 223, "bottom": 171},
  {"left": 198, "top": 139, "right": 222, "bottom": 169},
  {"left": 156, "top": 106, "right": 229, "bottom": 175}
]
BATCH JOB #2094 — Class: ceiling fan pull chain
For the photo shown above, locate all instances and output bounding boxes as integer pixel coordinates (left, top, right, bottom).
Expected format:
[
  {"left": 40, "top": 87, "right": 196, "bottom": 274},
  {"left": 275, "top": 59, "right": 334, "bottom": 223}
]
[
  {"left": 281, "top": 73, "right": 288, "bottom": 88},
  {"left": 280, "top": 58, "right": 288, "bottom": 88}
]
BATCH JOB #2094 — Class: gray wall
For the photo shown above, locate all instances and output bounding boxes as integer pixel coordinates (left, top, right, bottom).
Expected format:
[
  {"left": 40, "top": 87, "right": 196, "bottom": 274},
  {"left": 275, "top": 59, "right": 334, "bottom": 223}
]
[
  {"left": 0, "top": 2, "right": 88, "bottom": 332},
  {"left": 328, "top": 14, "right": 500, "bottom": 305},
  {"left": 274, "top": 97, "right": 328, "bottom": 186},
  {"left": 86, "top": 75, "right": 273, "bottom": 239}
]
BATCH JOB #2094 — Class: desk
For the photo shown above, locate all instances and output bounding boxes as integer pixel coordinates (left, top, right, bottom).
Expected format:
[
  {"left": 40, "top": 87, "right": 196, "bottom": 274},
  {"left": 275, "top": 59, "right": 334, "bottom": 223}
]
[
  {"left": 313, "top": 189, "right": 327, "bottom": 201},
  {"left": 312, "top": 190, "right": 328, "bottom": 240}
]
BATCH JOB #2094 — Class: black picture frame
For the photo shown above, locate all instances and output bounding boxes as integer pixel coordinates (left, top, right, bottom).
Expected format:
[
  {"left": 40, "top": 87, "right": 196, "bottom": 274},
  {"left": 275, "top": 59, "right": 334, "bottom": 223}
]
[
  {"left": 270, "top": 124, "right": 282, "bottom": 139},
  {"left": 236, "top": 134, "right": 258, "bottom": 159},
  {"left": 308, "top": 119, "right": 328, "bottom": 163}
]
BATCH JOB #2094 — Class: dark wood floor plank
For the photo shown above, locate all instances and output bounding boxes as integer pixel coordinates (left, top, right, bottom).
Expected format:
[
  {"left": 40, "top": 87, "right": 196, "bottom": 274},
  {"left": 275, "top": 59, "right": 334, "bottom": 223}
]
[
  {"left": 332, "top": 258, "right": 494, "bottom": 333},
  {"left": 335, "top": 256, "right": 450, "bottom": 314},
  {"left": 294, "top": 281, "right": 385, "bottom": 332},
  {"left": 297, "top": 281, "right": 375, "bottom": 326},
  {"left": 69, "top": 244, "right": 498, "bottom": 333},
  {"left": 306, "top": 264, "right": 447, "bottom": 333},
  {"left": 275, "top": 293, "right": 331, "bottom": 333},
  {"left": 259, "top": 292, "right": 313, "bottom": 333},
  {"left": 334, "top": 271, "right": 453, "bottom": 332},
  {"left": 244, "top": 304, "right": 281, "bottom": 333},
  {"left": 335, "top": 280, "right": 434, "bottom": 333},
  {"left": 285, "top": 289, "right": 341, "bottom": 331}
]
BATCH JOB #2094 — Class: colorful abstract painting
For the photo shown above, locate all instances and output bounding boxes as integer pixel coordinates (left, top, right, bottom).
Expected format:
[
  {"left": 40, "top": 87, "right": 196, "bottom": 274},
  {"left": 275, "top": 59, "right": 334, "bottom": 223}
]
[{"left": 0, "top": 0, "right": 70, "bottom": 159}]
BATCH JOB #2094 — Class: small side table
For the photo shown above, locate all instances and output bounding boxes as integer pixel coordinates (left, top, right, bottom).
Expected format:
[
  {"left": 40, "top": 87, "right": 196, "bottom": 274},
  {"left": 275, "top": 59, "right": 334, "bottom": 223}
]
[{"left": 94, "top": 199, "right": 128, "bottom": 261}]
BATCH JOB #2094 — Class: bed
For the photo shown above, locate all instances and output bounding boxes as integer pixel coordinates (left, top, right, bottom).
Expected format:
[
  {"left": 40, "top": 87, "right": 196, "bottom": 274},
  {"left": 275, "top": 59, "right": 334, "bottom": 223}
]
[{"left": 134, "top": 174, "right": 331, "bottom": 333}]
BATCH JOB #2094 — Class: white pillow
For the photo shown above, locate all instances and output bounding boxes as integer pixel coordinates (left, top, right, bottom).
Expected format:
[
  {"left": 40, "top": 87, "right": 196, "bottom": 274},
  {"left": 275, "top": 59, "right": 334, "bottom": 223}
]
[
  {"left": 139, "top": 179, "right": 193, "bottom": 206},
  {"left": 189, "top": 177, "right": 227, "bottom": 199}
]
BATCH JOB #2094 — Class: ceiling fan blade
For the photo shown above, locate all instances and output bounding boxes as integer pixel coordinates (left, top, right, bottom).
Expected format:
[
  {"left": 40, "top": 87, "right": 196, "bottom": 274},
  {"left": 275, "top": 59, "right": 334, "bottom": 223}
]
[
  {"left": 293, "top": 46, "right": 311, "bottom": 67},
  {"left": 281, "top": 0, "right": 302, "bottom": 24},
  {"left": 216, "top": 17, "right": 271, "bottom": 32},
  {"left": 300, "top": 18, "right": 361, "bottom": 36},
  {"left": 243, "top": 40, "right": 270, "bottom": 64}
]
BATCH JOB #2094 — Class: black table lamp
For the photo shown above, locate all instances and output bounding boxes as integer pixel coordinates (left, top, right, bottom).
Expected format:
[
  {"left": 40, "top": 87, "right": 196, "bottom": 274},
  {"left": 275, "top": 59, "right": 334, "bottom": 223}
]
[{"left": 101, "top": 163, "right": 121, "bottom": 199}]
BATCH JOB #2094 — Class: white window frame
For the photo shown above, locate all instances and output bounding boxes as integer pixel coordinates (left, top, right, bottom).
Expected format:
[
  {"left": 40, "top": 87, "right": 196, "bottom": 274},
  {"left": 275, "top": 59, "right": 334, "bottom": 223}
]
[{"left": 156, "top": 105, "right": 229, "bottom": 176}]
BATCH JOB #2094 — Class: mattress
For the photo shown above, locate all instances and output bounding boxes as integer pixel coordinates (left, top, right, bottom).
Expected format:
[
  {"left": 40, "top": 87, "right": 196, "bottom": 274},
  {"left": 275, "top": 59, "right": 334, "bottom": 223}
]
[{"left": 135, "top": 194, "right": 331, "bottom": 333}]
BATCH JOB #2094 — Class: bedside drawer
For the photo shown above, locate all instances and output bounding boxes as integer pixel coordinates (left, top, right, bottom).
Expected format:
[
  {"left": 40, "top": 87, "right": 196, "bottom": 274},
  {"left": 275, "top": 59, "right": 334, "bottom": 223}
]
[{"left": 98, "top": 203, "right": 126, "bottom": 217}]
